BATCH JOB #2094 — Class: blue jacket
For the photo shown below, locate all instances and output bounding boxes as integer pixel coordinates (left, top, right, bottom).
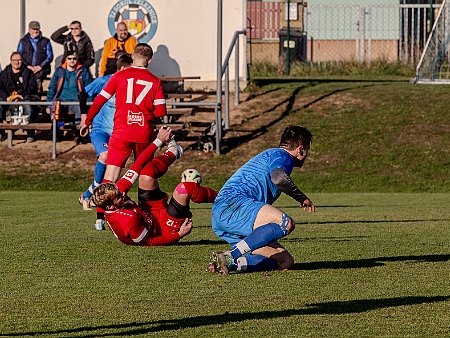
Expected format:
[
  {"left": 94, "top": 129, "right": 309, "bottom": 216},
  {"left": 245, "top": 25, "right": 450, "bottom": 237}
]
[
  {"left": 47, "top": 62, "right": 92, "bottom": 102},
  {"left": 18, "top": 33, "right": 53, "bottom": 76}
]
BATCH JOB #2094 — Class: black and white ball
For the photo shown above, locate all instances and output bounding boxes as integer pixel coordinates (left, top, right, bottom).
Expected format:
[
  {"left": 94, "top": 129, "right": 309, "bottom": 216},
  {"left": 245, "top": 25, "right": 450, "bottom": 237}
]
[{"left": 180, "top": 169, "right": 202, "bottom": 184}]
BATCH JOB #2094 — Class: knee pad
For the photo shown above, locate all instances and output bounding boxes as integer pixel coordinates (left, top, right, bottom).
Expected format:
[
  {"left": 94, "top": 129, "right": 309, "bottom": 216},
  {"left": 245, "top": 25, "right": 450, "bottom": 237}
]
[
  {"left": 166, "top": 197, "right": 192, "bottom": 219},
  {"left": 278, "top": 212, "right": 290, "bottom": 236}
]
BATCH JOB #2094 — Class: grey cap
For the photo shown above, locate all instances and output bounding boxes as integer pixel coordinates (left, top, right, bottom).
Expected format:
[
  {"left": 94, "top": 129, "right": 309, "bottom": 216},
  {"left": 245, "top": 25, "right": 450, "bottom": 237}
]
[{"left": 29, "top": 21, "right": 40, "bottom": 30}]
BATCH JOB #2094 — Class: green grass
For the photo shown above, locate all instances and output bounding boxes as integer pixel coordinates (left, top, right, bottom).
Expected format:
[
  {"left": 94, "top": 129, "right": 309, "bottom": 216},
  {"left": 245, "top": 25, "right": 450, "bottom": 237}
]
[{"left": 1, "top": 191, "right": 449, "bottom": 337}]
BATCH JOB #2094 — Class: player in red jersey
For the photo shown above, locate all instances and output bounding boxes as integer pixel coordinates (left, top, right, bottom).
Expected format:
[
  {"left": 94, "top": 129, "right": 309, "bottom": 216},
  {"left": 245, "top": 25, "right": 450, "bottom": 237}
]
[
  {"left": 80, "top": 43, "right": 175, "bottom": 210},
  {"left": 91, "top": 126, "right": 218, "bottom": 246}
]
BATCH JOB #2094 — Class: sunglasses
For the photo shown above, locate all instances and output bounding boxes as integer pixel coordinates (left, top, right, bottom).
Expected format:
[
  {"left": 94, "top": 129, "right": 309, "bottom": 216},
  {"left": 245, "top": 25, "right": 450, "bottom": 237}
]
[{"left": 67, "top": 57, "right": 77, "bottom": 61}]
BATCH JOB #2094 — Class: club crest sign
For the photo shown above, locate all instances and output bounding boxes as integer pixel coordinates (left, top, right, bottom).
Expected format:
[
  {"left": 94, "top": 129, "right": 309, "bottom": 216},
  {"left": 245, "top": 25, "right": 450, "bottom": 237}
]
[{"left": 108, "top": 0, "right": 158, "bottom": 43}]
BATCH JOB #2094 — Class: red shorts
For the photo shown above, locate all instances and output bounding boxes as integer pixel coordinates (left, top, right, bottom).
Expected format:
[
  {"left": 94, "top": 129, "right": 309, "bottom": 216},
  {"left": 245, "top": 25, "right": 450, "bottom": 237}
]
[{"left": 106, "top": 136, "right": 153, "bottom": 168}]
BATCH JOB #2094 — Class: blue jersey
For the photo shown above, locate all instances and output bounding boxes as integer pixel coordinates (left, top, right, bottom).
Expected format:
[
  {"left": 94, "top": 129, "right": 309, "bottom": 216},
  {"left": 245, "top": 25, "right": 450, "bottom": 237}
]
[
  {"left": 217, "top": 148, "right": 294, "bottom": 205},
  {"left": 212, "top": 148, "right": 295, "bottom": 244},
  {"left": 85, "top": 75, "right": 114, "bottom": 136}
]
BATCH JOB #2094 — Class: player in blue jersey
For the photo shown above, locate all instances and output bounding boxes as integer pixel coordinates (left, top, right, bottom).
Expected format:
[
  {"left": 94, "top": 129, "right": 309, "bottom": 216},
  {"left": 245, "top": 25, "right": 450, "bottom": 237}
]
[
  {"left": 78, "top": 54, "right": 133, "bottom": 230},
  {"left": 208, "top": 125, "right": 315, "bottom": 275}
]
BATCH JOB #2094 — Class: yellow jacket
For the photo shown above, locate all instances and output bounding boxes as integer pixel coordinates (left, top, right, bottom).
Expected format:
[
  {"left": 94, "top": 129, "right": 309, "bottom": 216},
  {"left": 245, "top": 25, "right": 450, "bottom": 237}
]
[{"left": 99, "top": 34, "right": 137, "bottom": 76}]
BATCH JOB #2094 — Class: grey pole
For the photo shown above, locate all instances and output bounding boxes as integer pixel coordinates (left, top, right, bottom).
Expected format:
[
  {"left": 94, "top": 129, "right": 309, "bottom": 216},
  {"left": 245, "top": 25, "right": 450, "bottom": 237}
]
[
  {"left": 52, "top": 119, "right": 57, "bottom": 159},
  {"left": 234, "top": 38, "right": 240, "bottom": 107},
  {"left": 20, "top": 0, "right": 26, "bottom": 37},
  {"left": 215, "top": 0, "right": 223, "bottom": 155},
  {"left": 225, "top": 67, "right": 229, "bottom": 130}
]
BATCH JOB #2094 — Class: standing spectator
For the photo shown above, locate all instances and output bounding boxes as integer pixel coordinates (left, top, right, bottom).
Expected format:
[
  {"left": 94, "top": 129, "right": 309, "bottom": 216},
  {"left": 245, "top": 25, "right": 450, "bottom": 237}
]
[
  {"left": 0, "top": 52, "right": 38, "bottom": 142},
  {"left": 17, "top": 21, "right": 54, "bottom": 91},
  {"left": 51, "top": 21, "right": 95, "bottom": 71},
  {"left": 46, "top": 53, "right": 92, "bottom": 130},
  {"left": 99, "top": 22, "right": 137, "bottom": 76}
]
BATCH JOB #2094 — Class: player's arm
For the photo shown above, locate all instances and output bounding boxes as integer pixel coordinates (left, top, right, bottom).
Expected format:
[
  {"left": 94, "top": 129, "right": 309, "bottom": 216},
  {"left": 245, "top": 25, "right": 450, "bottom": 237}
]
[
  {"left": 128, "top": 215, "right": 181, "bottom": 246},
  {"left": 84, "top": 74, "right": 118, "bottom": 125},
  {"left": 142, "top": 219, "right": 192, "bottom": 246},
  {"left": 116, "top": 127, "right": 172, "bottom": 193},
  {"left": 153, "top": 81, "right": 167, "bottom": 118},
  {"left": 271, "top": 168, "right": 315, "bottom": 212}
]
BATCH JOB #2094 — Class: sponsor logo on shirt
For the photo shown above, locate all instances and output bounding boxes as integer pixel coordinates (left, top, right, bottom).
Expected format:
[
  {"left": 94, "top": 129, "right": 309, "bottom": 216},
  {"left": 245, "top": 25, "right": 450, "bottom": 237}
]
[{"left": 127, "top": 110, "right": 144, "bottom": 126}]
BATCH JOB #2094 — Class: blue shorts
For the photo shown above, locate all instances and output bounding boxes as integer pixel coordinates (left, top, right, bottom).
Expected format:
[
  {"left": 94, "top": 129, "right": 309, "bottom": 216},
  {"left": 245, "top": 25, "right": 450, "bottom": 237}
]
[
  {"left": 211, "top": 192, "right": 266, "bottom": 245},
  {"left": 89, "top": 129, "right": 110, "bottom": 157}
]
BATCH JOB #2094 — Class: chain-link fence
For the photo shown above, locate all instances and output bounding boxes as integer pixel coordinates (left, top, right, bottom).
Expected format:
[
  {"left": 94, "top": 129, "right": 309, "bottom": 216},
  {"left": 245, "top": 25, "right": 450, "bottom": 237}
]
[{"left": 247, "top": 1, "right": 442, "bottom": 68}]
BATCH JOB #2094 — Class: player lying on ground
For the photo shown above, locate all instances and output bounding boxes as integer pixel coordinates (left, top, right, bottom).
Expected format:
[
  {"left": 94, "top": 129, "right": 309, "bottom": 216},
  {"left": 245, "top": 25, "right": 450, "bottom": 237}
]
[
  {"left": 91, "top": 126, "right": 218, "bottom": 246},
  {"left": 208, "top": 125, "right": 315, "bottom": 275}
]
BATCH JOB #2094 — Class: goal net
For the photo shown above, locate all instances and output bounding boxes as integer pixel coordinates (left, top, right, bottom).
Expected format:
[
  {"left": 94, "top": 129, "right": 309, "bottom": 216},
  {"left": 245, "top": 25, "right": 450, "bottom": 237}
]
[{"left": 414, "top": 0, "right": 450, "bottom": 84}]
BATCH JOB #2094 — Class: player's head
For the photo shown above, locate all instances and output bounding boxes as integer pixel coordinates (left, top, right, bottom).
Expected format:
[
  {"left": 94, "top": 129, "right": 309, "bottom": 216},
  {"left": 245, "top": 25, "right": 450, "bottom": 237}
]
[
  {"left": 133, "top": 43, "right": 153, "bottom": 66},
  {"left": 92, "top": 183, "right": 128, "bottom": 210},
  {"left": 279, "top": 125, "right": 313, "bottom": 167},
  {"left": 116, "top": 53, "right": 132, "bottom": 71}
]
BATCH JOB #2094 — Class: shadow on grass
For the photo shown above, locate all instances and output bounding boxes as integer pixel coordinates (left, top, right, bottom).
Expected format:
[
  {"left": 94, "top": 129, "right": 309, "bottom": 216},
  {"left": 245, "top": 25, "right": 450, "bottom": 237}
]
[
  {"left": 177, "top": 239, "right": 225, "bottom": 246},
  {"left": 3, "top": 295, "right": 448, "bottom": 336},
  {"left": 291, "top": 254, "right": 450, "bottom": 270},
  {"left": 221, "top": 82, "right": 380, "bottom": 154},
  {"left": 294, "top": 218, "right": 450, "bottom": 225}
]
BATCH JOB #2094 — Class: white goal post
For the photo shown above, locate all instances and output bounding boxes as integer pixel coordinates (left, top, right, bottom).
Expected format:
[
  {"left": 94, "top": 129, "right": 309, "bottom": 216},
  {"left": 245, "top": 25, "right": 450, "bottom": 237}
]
[{"left": 414, "top": 0, "right": 450, "bottom": 84}]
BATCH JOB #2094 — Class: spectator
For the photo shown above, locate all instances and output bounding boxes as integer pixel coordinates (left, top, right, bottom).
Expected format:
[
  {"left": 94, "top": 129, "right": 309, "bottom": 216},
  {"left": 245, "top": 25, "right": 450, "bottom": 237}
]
[
  {"left": 17, "top": 21, "right": 54, "bottom": 91},
  {"left": 0, "top": 52, "right": 39, "bottom": 143},
  {"left": 99, "top": 22, "right": 137, "bottom": 76},
  {"left": 46, "top": 52, "right": 92, "bottom": 131},
  {"left": 51, "top": 21, "right": 95, "bottom": 71}
]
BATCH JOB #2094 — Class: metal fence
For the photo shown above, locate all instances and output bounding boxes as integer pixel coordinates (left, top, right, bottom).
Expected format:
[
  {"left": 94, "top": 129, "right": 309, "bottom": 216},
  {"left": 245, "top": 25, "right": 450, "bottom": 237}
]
[{"left": 247, "top": 1, "right": 442, "bottom": 65}]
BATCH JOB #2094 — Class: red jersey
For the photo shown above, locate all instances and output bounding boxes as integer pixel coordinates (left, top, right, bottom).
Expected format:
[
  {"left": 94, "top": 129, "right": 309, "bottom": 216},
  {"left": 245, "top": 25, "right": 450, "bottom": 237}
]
[
  {"left": 102, "top": 140, "right": 180, "bottom": 246},
  {"left": 85, "top": 66, "right": 166, "bottom": 143},
  {"left": 104, "top": 201, "right": 180, "bottom": 246}
]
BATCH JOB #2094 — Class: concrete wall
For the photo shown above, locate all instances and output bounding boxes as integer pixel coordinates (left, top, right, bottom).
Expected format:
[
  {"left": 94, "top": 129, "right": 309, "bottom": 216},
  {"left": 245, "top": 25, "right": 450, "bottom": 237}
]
[{"left": 1, "top": 0, "right": 247, "bottom": 89}]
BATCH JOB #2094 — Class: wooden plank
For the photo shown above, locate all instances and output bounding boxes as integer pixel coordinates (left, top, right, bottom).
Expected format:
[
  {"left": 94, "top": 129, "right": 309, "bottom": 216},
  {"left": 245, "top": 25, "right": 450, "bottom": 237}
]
[
  {"left": 166, "top": 108, "right": 193, "bottom": 115},
  {"left": 0, "top": 123, "right": 51, "bottom": 130},
  {"left": 166, "top": 93, "right": 192, "bottom": 99},
  {"left": 160, "top": 76, "right": 200, "bottom": 81}
]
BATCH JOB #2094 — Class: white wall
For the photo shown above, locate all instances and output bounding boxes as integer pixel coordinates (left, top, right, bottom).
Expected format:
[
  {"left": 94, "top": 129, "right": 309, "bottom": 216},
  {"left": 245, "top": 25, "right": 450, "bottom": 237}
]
[{"left": 1, "top": 0, "right": 246, "bottom": 86}]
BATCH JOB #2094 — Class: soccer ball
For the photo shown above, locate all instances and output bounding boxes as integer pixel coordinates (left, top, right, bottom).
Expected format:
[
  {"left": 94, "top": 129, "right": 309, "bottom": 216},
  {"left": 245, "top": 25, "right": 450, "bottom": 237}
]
[{"left": 180, "top": 169, "right": 202, "bottom": 184}]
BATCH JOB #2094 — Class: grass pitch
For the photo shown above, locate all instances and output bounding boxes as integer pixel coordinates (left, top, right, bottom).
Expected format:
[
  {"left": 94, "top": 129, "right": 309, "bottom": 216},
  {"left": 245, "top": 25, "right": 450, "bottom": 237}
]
[{"left": 0, "top": 191, "right": 448, "bottom": 337}]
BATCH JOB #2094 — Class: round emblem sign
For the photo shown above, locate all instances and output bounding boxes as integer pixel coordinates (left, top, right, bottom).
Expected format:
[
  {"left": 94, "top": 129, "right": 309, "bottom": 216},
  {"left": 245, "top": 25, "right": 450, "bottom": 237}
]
[{"left": 108, "top": 0, "right": 158, "bottom": 43}]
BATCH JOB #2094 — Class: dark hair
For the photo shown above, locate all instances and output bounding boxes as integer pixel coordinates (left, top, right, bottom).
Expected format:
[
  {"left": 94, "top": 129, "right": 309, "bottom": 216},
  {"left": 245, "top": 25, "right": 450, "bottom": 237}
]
[
  {"left": 10, "top": 51, "right": 23, "bottom": 60},
  {"left": 70, "top": 20, "right": 82, "bottom": 28},
  {"left": 279, "top": 125, "right": 313, "bottom": 150},
  {"left": 116, "top": 54, "right": 132, "bottom": 70},
  {"left": 134, "top": 43, "right": 153, "bottom": 60}
]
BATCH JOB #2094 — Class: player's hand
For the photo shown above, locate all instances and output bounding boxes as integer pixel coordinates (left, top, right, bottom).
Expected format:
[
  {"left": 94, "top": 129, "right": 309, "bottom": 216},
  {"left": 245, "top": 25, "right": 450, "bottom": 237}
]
[
  {"left": 156, "top": 126, "right": 173, "bottom": 144},
  {"left": 79, "top": 123, "right": 91, "bottom": 137},
  {"left": 300, "top": 198, "right": 315, "bottom": 212},
  {"left": 178, "top": 218, "right": 193, "bottom": 238}
]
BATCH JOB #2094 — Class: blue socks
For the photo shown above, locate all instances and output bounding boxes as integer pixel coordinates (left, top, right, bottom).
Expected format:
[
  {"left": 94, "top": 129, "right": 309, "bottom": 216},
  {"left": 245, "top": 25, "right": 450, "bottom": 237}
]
[
  {"left": 230, "top": 222, "right": 286, "bottom": 260},
  {"left": 82, "top": 160, "right": 106, "bottom": 200},
  {"left": 236, "top": 255, "right": 279, "bottom": 272}
]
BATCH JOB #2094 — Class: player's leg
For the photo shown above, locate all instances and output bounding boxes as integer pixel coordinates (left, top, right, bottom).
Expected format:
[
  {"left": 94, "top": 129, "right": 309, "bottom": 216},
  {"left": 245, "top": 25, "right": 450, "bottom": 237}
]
[
  {"left": 103, "top": 136, "right": 133, "bottom": 183},
  {"left": 172, "top": 182, "right": 218, "bottom": 205},
  {"left": 163, "top": 182, "right": 218, "bottom": 233},
  {"left": 79, "top": 130, "right": 109, "bottom": 210},
  {"left": 137, "top": 139, "right": 184, "bottom": 207},
  {"left": 211, "top": 204, "right": 295, "bottom": 274}
]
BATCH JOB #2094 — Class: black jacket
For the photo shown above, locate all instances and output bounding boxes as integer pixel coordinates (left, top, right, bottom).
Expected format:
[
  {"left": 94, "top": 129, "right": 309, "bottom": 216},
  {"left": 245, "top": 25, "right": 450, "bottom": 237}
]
[
  {"left": 0, "top": 65, "right": 38, "bottom": 101},
  {"left": 18, "top": 33, "right": 53, "bottom": 76},
  {"left": 51, "top": 26, "right": 95, "bottom": 69}
]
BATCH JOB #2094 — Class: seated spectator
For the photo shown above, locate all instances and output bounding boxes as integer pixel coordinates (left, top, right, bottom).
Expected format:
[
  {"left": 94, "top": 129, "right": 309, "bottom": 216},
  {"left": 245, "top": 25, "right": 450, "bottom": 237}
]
[
  {"left": 99, "top": 22, "right": 137, "bottom": 76},
  {"left": 46, "top": 53, "right": 92, "bottom": 132},
  {"left": 17, "top": 21, "right": 54, "bottom": 91},
  {"left": 0, "top": 52, "right": 39, "bottom": 143},
  {"left": 51, "top": 21, "right": 95, "bottom": 71}
]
